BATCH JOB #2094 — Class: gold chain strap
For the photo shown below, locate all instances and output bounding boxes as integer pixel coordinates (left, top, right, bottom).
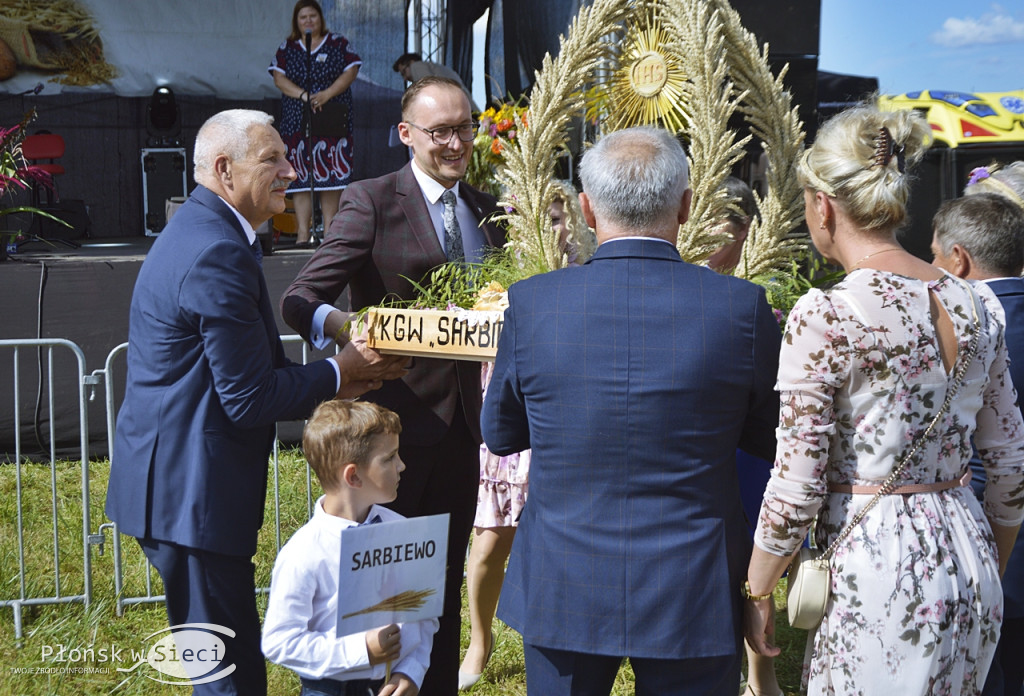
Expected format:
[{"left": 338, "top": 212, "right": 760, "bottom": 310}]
[{"left": 817, "top": 279, "right": 982, "bottom": 563}]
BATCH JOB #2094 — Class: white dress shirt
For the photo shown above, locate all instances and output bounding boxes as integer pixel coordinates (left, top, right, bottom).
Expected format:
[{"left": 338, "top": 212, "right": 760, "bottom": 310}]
[
  {"left": 409, "top": 159, "right": 487, "bottom": 265},
  {"left": 261, "top": 499, "right": 438, "bottom": 686},
  {"left": 215, "top": 193, "right": 258, "bottom": 246}
]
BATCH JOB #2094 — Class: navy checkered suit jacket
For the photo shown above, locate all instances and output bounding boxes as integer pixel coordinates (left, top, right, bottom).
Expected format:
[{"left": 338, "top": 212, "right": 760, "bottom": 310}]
[
  {"left": 983, "top": 277, "right": 1024, "bottom": 618},
  {"left": 483, "top": 237, "right": 781, "bottom": 659}
]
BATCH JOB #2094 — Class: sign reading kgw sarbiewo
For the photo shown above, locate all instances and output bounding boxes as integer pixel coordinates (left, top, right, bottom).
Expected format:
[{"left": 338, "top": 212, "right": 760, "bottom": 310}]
[
  {"left": 367, "top": 308, "right": 504, "bottom": 361},
  {"left": 336, "top": 513, "right": 449, "bottom": 636}
]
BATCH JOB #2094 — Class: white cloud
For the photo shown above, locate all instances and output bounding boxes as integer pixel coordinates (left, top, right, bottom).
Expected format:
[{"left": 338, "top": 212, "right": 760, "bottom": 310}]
[{"left": 931, "top": 5, "right": 1024, "bottom": 47}]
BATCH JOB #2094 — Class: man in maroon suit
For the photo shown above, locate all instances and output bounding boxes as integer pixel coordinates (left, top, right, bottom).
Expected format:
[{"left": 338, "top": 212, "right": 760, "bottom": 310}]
[{"left": 281, "top": 76, "right": 505, "bottom": 695}]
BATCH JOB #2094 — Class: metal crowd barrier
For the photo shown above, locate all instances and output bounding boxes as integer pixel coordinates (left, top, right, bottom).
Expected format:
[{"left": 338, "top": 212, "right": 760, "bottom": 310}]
[
  {"left": 1, "top": 335, "right": 324, "bottom": 637},
  {"left": 104, "top": 335, "right": 323, "bottom": 615},
  {"left": 0, "top": 338, "right": 98, "bottom": 640}
]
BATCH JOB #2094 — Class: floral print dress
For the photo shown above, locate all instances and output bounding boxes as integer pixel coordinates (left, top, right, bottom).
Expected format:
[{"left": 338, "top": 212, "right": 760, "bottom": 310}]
[
  {"left": 269, "top": 33, "right": 361, "bottom": 191},
  {"left": 755, "top": 270, "right": 1024, "bottom": 695}
]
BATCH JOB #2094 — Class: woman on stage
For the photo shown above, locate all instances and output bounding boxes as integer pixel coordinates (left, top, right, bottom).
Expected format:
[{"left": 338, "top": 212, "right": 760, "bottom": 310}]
[{"left": 269, "top": 0, "right": 361, "bottom": 247}]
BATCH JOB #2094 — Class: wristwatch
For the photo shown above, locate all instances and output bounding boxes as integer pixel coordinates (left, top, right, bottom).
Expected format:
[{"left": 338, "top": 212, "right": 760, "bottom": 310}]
[{"left": 741, "top": 580, "right": 773, "bottom": 601}]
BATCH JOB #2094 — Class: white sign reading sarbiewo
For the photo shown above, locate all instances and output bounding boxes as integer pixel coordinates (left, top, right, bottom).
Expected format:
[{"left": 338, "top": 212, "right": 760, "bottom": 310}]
[{"left": 336, "top": 514, "right": 449, "bottom": 636}]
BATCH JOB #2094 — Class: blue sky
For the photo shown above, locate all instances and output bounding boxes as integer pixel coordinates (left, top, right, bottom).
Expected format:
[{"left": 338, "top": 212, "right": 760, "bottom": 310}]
[
  {"left": 469, "top": 2, "right": 1024, "bottom": 105},
  {"left": 820, "top": 1, "right": 1024, "bottom": 95}
]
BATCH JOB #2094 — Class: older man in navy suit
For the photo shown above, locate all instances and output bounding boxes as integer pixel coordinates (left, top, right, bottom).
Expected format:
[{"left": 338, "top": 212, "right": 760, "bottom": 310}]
[
  {"left": 482, "top": 126, "right": 781, "bottom": 695},
  {"left": 106, "top": 110, "right": 405, "bottom": 695},
  {"left": 932, "top": 191, "right": 1024, "bottom": 696}
]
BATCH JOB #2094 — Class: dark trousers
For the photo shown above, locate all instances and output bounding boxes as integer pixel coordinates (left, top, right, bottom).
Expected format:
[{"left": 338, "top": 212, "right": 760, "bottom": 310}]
[
  {"left": 139, "top": 538, "right": 266, "bottom": 696},
  {"left": 983, "top": 616, "right": 1024, "bottom": 696},
  {"left": 299, "top": 677, "right": 379, "bottom": 696},
  {"left": 387, "top": 406, "right": 479, "bottom": 696},
  {"left": 523, "top": 643, "right": 741, "bottom": 696}
]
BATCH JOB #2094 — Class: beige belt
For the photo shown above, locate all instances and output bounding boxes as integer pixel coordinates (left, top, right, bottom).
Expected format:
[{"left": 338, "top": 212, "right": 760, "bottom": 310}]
[{"left": 828, "top": 469, "right": 972, "bottom": 495}]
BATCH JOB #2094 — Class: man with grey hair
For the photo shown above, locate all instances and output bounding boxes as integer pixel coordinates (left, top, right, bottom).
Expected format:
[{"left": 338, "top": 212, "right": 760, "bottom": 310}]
[
  {"left": 931, "top": 191, "right": 1024, "bottom": 696},
  {"left": 482, "top": 126, "right": 781, "bottom": 695},
  {"left": 106, "top": 109, "right": 405, "bottom": 695}
]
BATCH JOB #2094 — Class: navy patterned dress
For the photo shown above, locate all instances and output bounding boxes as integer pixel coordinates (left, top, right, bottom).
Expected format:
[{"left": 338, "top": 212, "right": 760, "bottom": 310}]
[{"left": 269, "top": 33, "right": 361, "bottom": 191}]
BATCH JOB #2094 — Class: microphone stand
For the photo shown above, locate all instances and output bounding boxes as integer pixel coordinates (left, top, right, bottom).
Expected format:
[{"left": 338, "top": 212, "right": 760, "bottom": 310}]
[
  {"left": 303, "top": 30, "right": 321, "bottom": 244},
  {"left": 0, "top": 82, "right": 44, "bottom": 101}
]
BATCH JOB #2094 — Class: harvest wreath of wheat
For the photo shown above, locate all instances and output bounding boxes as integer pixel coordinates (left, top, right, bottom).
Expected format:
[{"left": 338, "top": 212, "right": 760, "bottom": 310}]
[{"left": 493, "top": 0, "right": 809, "bottom": 281}]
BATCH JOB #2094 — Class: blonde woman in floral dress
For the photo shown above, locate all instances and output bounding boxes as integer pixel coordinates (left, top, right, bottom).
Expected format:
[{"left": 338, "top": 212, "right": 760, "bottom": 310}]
[{"left": 743, "top": 104, "right": 1024, "bottom": 695}]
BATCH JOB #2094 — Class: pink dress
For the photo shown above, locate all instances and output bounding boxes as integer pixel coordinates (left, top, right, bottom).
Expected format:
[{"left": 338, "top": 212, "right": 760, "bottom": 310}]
[{"left": 474, "top": 362, "right": 530, "bottom": 528}]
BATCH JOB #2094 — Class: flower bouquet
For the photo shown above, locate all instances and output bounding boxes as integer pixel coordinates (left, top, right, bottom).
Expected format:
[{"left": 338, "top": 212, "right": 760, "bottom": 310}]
[
  {"left": 0, "top": 109, "right": 68, "bottom": 258},
  {"left": 464, "top": 100, "right": 529, "bottom": 198}
]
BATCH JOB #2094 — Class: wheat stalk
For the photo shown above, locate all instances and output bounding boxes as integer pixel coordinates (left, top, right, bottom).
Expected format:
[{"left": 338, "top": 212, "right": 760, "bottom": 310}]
[
  {"left": 340, "top": 589, "right": 436, "bottom": 619},
  {"left": 492, "top": 0, "right": 633, "bottom": 273},
  {"left": 498, "top": 0, "right": 808, "bottom": 283},
  {"left": 661, "top": 0, "right": 751, "bottom": 263},
  {"left": 696, "top": 0, "right": 807, "bottom": 279},
  {"left": 0, "top": 0, "right": 101, "bottom": 42}
]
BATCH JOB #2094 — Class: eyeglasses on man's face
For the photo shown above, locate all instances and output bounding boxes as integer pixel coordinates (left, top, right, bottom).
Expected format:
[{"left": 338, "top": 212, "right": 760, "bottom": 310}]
[{"left": 406, "top": 122, "right": 478, "bottom": 145}]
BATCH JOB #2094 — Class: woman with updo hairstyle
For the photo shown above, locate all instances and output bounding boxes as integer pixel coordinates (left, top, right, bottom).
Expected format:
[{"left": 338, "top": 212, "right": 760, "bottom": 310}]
[{"left": 742, "top": 104, "right": 1024, "bottom": 695}]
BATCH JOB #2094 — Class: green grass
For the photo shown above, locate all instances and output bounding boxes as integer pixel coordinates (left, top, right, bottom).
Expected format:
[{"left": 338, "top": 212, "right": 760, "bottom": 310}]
[{"left": 0, "top": 453, "right": 808, "bottom": 695}]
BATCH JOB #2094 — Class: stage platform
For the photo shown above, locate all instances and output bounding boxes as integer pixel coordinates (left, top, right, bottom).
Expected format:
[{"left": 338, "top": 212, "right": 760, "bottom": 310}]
[{"left": 1, "top": 236, "right": 344, "bottom": 458}]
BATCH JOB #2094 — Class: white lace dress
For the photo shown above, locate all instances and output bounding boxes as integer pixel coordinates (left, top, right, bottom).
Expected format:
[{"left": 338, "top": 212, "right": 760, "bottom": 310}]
[{"left": 755, "top": 270, "right": 1024, "bottom": 695}]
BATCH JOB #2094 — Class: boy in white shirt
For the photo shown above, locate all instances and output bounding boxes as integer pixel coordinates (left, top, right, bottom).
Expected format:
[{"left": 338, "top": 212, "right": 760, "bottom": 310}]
[{"left": 262, "top": 400, "right": 438, "bottom": 696}]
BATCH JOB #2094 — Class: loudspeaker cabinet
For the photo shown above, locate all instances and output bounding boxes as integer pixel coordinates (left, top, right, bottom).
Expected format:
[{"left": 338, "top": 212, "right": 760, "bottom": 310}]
[{"left": 141, "top": 147, "right": 187, "bottom": 236}]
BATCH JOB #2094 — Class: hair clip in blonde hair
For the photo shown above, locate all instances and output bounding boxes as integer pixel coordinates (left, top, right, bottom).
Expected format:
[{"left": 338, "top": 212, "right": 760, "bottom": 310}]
[
  {"left": 799, "top": 149, "right": 837, "bottom": 198},
  {"left": 967, "top": 166, "right": 991, "bottom": 187},
  {"left": 967, "top": 162, "right": 1024, "bottom": 210},
  {"left": 872, "top": 127, "right": 906, "bottom": 173}
]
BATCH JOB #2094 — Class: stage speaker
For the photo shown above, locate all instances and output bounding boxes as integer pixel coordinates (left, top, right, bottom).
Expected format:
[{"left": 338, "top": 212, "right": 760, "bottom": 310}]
[
  {"left": 28, "top": 199, "right": 90, "bottom": 240},
  {"left": 729, "top": 0, "right": 821, "bottom": 139},
  {"left": 728, "top": 0, "right": 820, "bottom": 57},
  {"left": 769, "top": 56, "right": 820, "bottom": 139},
  {"left": 142, "top": 147, "right": 187, "bottom": 236}
]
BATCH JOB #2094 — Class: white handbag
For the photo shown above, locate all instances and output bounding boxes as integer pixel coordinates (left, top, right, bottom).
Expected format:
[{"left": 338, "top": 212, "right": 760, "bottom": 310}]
[{"left": 786, "top": 547, "right": 833, "bottom": 629}]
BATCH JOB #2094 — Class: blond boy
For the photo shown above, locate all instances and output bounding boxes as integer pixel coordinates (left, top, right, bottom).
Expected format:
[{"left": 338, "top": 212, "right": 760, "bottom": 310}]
[{"left": 263, "top": 401, "right": 437, "bottom": 696}]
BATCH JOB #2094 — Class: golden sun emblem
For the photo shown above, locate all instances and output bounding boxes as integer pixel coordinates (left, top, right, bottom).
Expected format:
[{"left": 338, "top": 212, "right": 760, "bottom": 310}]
[{"left": 609, "top": 13, "right": 688, "bottom": 132}]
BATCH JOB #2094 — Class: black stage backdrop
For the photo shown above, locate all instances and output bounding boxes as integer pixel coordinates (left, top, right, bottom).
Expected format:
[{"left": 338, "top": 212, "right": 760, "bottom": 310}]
[
  {"left": 0, "top": 82, "right": 408, "bottom": 243},
  {"left": 1, "top": 246, "right": 341, "bottom": 458}
]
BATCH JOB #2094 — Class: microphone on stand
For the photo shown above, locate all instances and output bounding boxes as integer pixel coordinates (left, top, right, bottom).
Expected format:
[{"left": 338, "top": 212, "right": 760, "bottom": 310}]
[
  {"left": 303, "top": 28, "right": 319, "bottom": 243},
  {"left": 1, "top": 81, "right": 43, "bottom": 99}
]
